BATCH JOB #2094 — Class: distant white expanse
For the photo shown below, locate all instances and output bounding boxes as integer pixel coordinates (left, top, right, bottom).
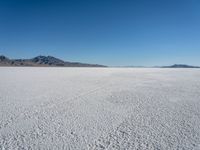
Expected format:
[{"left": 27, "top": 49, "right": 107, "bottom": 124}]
[{"left": 0, "top": 67, "right": 200, "bottom": 149}]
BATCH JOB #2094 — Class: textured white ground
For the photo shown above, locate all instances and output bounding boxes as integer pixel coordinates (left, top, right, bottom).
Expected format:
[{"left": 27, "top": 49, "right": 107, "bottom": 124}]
[{"left": 0, "top": 67, "right": 200, "bottom": 150}]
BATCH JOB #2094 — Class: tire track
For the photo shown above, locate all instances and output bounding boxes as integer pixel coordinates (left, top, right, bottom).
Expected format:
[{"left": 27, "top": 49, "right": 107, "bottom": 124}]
[{"left": 0, "top": 81, "right": 112, "bottom": 132}]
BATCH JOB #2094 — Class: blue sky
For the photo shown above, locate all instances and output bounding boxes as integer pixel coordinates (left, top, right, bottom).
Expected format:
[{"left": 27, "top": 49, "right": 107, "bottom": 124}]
[{"left": 0, "top": 0, "right": 200, "bottom": 66}]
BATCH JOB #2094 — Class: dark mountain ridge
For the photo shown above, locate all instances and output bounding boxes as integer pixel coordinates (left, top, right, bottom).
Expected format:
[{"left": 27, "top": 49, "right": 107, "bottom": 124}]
[{"left": 0, "top": 55, "right": 106, "bottom": 67}]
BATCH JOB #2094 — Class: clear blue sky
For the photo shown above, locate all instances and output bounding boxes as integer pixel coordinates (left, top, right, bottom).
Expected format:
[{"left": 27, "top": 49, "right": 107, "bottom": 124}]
[{"left": 0, "top": 0, "right": 200, "bottom": 66}]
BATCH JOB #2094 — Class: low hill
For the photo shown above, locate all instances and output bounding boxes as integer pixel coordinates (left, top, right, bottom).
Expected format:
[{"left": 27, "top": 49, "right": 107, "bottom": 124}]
[
  {"left": 162, "top": 64, "right": 200, "bottom": 68},
  {"left": 0, "top": 55, "right": 106, "bottom": 67}
]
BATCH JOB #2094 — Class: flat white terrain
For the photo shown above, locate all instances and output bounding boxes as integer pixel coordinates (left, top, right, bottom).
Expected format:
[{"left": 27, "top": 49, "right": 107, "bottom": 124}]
[{"left": 0, "top": 67, "right": 200, "bottom": 149}]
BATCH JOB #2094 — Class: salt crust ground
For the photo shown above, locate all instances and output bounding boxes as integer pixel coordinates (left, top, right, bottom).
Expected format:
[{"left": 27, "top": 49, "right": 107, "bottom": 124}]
[{"left": 0, "top": 67, "right": 200, "bottom": 149}]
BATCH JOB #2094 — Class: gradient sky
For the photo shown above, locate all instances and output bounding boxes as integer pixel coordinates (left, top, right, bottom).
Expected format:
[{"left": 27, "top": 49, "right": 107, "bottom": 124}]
[{"left": 0, "top": 0, "right": 200, "bottom": 66}]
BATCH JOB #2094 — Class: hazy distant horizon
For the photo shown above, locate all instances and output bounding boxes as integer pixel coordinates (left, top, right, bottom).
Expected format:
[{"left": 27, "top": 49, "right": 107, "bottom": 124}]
[{"left": 1, "top": 54, "right": 200, "bottom": 68}]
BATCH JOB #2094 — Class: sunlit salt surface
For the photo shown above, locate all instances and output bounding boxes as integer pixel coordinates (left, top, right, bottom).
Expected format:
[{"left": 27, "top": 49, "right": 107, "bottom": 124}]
[{"left": 0, "top": 67, "right": 200, "bottom": 149}]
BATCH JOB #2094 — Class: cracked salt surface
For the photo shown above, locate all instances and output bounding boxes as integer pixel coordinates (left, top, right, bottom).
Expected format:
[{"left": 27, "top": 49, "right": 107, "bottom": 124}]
[{"left": 0, "top": 67, "right": 200, "bottom": 149}]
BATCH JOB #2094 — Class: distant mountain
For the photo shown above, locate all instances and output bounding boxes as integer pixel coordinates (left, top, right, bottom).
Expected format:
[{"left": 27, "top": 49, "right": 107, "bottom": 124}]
[
  {"left": 162, "top": 64, "right": 200, "bottom": 68},
  {"left": 0, "top": 55, "right": 106, "bottom": 67}
]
